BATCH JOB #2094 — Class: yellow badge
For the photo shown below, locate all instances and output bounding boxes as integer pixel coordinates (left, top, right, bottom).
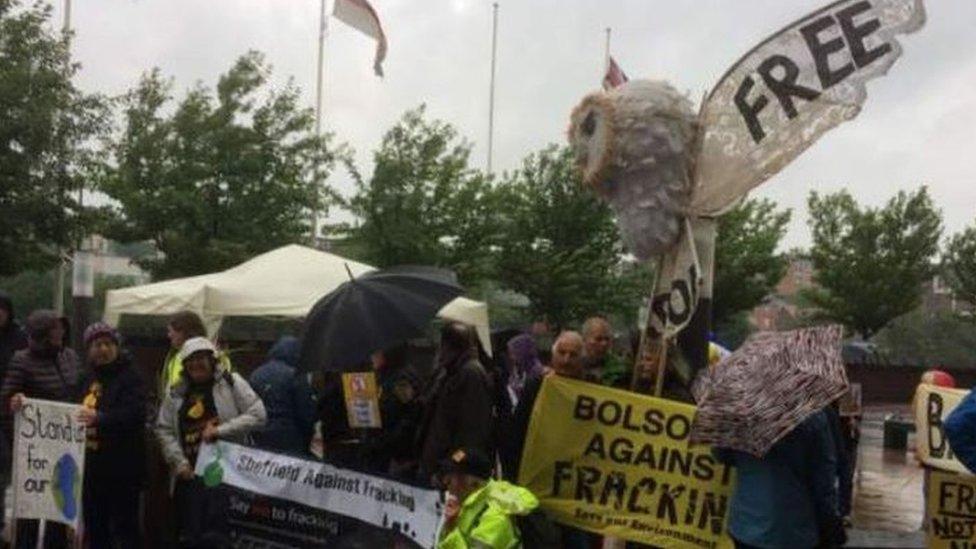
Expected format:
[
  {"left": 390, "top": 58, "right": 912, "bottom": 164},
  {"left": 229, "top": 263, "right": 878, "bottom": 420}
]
[
  {"left": 82, "top": 382, "right": 101, "bottom": 409},
  {"left": 188, "top": 397, "right": 205, "bottom": 419}
]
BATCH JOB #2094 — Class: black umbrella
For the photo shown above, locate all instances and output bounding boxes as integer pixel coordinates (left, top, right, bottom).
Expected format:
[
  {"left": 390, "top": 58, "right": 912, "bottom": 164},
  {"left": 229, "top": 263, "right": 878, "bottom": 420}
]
[{"left": 299, "top": 265, "right": 463, "bottom": 372}]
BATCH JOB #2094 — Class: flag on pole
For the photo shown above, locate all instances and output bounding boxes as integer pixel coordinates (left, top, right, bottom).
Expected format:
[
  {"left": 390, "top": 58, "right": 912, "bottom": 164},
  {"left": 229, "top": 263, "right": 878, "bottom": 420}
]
[
  {"left": 333, "top": 0, "right": 388, "bottom": 76},
  {"left": 602, "top": 56, "right": 628, "bottom": 90}
]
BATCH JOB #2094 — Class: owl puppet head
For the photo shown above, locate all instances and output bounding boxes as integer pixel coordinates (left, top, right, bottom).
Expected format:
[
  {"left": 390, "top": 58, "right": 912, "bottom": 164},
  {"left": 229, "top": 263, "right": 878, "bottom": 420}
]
[{"left": 568, "top": 80, "right": 698, "bottom": 261}]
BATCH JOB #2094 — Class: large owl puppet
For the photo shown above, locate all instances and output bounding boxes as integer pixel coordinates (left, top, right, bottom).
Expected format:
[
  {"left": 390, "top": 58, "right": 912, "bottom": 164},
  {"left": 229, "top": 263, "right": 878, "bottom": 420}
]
[{"left": 568, "top": 0, "right": 926, "bottom": 395}]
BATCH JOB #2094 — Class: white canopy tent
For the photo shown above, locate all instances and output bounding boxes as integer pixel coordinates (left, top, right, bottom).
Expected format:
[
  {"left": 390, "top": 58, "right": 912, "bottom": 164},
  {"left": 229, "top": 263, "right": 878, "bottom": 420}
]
[{"left": 103, "top": 244, "right": 492, "bottom": 354}]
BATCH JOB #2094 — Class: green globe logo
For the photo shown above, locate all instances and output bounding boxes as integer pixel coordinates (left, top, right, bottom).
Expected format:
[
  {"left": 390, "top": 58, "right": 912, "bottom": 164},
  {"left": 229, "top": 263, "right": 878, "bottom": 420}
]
[{"left": 51, "top": 454, "right": 81, "bottom": 521}]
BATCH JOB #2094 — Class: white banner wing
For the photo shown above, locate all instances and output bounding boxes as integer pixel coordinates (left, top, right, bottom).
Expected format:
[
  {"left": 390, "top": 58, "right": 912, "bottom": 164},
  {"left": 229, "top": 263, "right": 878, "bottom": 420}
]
[{"left": 692, "top": 0, "right": 926, "bottom": 216}]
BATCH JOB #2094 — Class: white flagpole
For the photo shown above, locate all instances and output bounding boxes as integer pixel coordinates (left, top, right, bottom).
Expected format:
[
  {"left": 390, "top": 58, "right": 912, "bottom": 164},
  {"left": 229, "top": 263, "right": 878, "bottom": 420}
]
[
  {"left": 312, "top": 0, "right": 329, "bottom": 241},
  {"left": 315, "top": 0, "right": 328, "bottom": 136},
  {"left": 487, "top": 2, "right": 499, "bottom": 176}
]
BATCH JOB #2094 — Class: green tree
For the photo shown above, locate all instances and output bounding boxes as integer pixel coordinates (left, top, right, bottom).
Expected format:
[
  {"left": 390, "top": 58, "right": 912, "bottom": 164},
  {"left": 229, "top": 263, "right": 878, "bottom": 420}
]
[
  {"left": 876, "top": 309, "right": 976, "bottom": 368},
  {"left": 712, "top": 198, "right": 791, "bottom": 327},
  {"left": 805, "top": 187, "right": 942, "bottom": 339},
  {"left": 99, "top": 51, "right": 339, "bottom": 279},
  {"left": 944, "top": 224, "right": 976, "bottom": 310},
  {"left": 495, "top": 146, "right": 650, "bottom": 328},
  {"left": 0, "top": 0, "right": 109, "bottom": 275},
  {"left": 334, "top": 106, "right": 501, "bottom": 289}
]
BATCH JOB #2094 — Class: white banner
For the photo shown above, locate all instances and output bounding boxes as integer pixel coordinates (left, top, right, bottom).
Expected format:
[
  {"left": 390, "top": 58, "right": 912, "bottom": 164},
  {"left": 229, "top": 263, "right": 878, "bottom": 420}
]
[
  {"left": 692, "top": 0, "right": 926, "bottom": 216},
  {"left": 12, "top": 399, "right": 86, "bottom": 528},
  {"left": 196, "top": 442, "right": 446, "bottom": 548}
]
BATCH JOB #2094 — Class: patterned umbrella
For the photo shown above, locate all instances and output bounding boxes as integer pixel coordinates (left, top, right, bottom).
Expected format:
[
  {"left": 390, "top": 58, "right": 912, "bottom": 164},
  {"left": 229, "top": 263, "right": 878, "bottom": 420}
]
[{"left": 690, "top": 325, "right": 849, "bottom": 457}]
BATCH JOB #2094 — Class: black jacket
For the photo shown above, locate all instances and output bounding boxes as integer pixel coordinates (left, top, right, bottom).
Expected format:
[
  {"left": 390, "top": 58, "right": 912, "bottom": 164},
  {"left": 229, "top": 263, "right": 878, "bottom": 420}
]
[
  {"left": 82, "top": 354, "right": 147, "bottom": 483},
  {"left": 503, "top": 373, "right": 545, "bottom": 481},
  {"left": 417, "top": 357, "right": 494, "bottom": 480}
]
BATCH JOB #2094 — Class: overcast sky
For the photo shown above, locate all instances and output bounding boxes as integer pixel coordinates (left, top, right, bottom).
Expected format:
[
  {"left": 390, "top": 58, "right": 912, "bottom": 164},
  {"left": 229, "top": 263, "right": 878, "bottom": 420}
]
[{"left": 54, "top": 0, "right": 976, "bottom": 249}]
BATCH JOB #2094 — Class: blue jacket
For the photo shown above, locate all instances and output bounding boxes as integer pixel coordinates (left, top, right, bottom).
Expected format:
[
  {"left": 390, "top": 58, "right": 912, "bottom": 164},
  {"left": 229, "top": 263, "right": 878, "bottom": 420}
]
[
  {"left": 945, "top": 389, "right": 976, "bottom": 474},
  {"left": 248, "top": 337, "right": 316, "bottom": 456},
  {"left": 714, "top": 410, "right": 839, "bottom": 549}
]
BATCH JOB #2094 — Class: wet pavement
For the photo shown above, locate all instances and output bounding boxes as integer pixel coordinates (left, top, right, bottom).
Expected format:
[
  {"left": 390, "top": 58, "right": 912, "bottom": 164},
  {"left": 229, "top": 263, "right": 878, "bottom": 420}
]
[{"left": 847, "top": 406, "right": 925, "bottom": 548}]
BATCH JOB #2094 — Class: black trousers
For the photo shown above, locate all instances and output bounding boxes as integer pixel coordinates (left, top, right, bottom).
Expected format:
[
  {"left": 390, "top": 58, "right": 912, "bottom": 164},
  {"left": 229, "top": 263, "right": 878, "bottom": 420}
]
[
  {"left": 174, "top": 477, "right": 230, "bottom": 549},
  {"left": 83, "top": 476, "right": 142, "bottom": 549}
]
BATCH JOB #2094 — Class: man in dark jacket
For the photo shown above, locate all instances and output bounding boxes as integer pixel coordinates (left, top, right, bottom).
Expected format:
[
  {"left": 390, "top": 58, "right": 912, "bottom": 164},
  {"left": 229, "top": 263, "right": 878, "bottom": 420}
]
[
  {"left": 2, "top": 310, "right": 83, "bottom": 548},
  {"left": 417, "top": 323, "right": 494, "bottom": 485},
  {"left": 0, "top": 292, "right": 26, "bottom": 534},
  {"left": 78, "top": 322, "right": 146, "bottom": 549},
  {"left": 366, "top": 344, "right": 423, "bottom": 478},
  {"left": 249, "top": 336, "right": 317, "bottom": 456}
]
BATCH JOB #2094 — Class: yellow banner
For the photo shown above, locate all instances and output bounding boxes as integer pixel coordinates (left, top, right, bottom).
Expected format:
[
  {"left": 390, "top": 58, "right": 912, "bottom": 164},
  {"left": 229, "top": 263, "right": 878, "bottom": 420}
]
[
  {"left": 913, "top": 384, "right": 970, "bottom": 474},
  {"left": 927, "top": 469, "right": 976, "bottom": 547},
  {"left": 518, "top": 376, "right": 734, "bottom": 549}
]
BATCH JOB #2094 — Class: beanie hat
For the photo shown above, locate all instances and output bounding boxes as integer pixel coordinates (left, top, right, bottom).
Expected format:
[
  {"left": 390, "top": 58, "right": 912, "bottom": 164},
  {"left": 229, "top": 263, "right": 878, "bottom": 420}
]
[{"left": 83, "top": 322, "right": 120, "bottom": 348}]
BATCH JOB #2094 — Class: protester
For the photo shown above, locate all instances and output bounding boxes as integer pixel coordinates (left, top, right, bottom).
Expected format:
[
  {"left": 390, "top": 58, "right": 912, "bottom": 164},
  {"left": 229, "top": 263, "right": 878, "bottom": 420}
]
[
  {"left": 714, "top": 409, "right": 845, "bottom": 549},
  {"left": 506, "top": 331, "right": 586, "bottom": 477},
  {"left": 160, "top": 311, "right": 209, "bottom": 393},
  {"left": 248, "top": 336, "right": 316, "bottom": 456},
  {"left": 0, "top": 292, "right": 26, "bottom": 536},
  {"left": 417, "top": 322, "right": 494, "bottom": 484},
  {"left": 148, "top": 310, "right": 211, "bottom": 548},
  {"left": 504, "top": 331, "right": 600, "bottom": 549},
  {"left": 156, "top": 336, "right": 266, "bottom": 548},
  {"left": 78, "top": 322, "right": 147, "bottom": 549},
  {"left": 581, "top": 316, "right": 628, "bottom": 388},
  {"left": 1, "top": 310, "right": 83, "bottom": 548},
  {"left": 504, "top": 334, "right": 545, "bottom": 410},
  {"left": 437, "top": 447, "right": 540, "bottom": 549},
  {"left": 825, "top": 402, "right": 854, "bottom": 521},
  {"left": 945, "top": 386, "right": 976, "bottom": 475},
  {"left": 365, "top": 344, "right": 424, "bottom": 477}
]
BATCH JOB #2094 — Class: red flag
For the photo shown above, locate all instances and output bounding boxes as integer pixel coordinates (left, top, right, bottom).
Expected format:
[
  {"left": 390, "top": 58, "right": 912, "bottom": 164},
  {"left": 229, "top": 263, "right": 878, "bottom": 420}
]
[
  {"left": 333, "top": 0, "right": 388, "bottom": 76},
  {"left": 602, "top": 56, "right": 628, "bottom": 90}
]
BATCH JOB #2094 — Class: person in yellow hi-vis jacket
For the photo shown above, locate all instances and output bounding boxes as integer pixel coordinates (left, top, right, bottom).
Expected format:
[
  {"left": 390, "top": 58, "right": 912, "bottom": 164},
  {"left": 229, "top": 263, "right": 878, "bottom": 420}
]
[
  {"left": 162, "top": 311, "right": 232, "bottom": 392},
  {"left": 438, "top": 447, "right": 540, "bottom": 549}
]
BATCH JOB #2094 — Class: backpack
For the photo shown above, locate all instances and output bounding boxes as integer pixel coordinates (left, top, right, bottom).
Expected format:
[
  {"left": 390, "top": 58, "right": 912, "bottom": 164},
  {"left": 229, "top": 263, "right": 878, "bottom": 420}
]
[{"left": 514, "top": 508, "right": 562, "bottom": 549}]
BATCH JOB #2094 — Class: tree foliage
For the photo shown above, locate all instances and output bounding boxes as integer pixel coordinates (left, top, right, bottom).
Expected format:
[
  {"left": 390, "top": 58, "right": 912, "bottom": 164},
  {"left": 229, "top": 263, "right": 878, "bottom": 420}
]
[
  {"left": 712, "top": 198, "right": 791, "bottom": 327},
  {"left": 876, "top": 309, "right": 976, "bottom": 368},
  {"left": 805, "top": 187, "right": 942, "bottom": 339},
  {"left": 494, "top": 146, "right": 650, "bottom": 328},
  {"left": 99, "top": 51, "right": 339, "bottom": 279},
  {"left": 335, "top": 106, "right": 501, "bottom": 289},
  {"left": 0, "top": 0, "right": 108, "bottom": 276},
  {"left": 944, "top": 224, "right": 976, "bottom": 310}
]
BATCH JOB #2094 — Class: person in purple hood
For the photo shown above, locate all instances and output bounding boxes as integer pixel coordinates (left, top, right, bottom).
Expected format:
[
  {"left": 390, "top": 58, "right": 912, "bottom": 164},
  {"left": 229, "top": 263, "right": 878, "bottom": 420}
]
[{"left": 504, "top": 334, "right": 545, "bottom": 409}]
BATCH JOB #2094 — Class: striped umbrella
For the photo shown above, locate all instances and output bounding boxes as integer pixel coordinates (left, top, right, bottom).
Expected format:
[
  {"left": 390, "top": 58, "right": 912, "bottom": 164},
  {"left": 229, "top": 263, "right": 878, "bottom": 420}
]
[{"left": 690, "top": 325, "right": 849, "bottom": 457}]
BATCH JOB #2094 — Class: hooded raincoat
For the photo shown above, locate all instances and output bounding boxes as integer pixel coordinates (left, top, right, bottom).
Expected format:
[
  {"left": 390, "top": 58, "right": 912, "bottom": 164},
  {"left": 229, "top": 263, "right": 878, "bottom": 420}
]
[{"left": 439, "top": 480, "right": 539, "bottom": 549}]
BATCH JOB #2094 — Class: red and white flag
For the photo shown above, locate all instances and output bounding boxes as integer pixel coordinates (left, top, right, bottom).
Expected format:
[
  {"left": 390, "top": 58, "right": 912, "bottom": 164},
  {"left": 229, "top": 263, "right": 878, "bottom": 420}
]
[
  {"left": 333, "top": 0, "right": 388, "bottom": 77},
  {"left": 602, "top": 56, "right": 628, "bottom": 90}
]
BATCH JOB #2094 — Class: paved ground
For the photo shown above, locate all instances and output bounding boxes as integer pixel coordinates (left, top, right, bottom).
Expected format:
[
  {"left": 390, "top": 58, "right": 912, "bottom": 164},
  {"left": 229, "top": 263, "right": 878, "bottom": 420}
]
[{"left": 846, "top": 406, "right": 926, "bottom": 548}]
